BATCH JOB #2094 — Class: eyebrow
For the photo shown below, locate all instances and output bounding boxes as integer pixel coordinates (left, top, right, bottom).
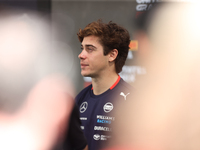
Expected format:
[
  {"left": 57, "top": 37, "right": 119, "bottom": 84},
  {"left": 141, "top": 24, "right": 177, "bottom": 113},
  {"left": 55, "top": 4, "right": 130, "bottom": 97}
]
[{"left": 81, "top": 44, "right": 97, "bottom": 49}]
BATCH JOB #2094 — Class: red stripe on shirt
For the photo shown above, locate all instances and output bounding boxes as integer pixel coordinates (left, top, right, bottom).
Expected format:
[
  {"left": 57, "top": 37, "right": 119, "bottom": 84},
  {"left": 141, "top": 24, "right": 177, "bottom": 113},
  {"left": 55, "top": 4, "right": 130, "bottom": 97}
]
[
  {"left": 110, "top": 75, "right": 121, "bottom": 90},
  {"left": 91, "top": 75, "right": 121, "bottom": 90}
]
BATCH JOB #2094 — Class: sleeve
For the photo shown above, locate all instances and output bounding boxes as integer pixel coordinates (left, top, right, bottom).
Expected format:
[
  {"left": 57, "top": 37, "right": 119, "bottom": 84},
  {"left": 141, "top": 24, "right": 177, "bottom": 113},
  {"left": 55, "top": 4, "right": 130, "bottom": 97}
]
[{"left": 63, "top": 104, "right": 88, "bottom": 150}]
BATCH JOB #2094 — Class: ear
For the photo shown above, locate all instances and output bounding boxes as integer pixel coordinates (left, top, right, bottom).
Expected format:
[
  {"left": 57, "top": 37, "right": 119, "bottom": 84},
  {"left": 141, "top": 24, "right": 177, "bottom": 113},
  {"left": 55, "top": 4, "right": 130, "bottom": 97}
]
[{"left": 108, "top": 49, "right": 118, "bottom": 62}]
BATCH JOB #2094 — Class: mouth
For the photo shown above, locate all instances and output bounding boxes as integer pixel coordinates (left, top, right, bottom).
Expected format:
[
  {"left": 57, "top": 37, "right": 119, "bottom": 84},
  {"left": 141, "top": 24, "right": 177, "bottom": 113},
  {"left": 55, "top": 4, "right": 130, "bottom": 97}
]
[{"left": 80, "top": 63, "right": 89, "bottom": 68}]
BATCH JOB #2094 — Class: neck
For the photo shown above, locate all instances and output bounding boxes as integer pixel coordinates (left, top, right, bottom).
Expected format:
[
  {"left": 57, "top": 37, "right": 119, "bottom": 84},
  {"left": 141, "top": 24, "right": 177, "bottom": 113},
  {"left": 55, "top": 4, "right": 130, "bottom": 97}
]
[{"left": 92, "top": 73, "right": 119, "bottom": 95}]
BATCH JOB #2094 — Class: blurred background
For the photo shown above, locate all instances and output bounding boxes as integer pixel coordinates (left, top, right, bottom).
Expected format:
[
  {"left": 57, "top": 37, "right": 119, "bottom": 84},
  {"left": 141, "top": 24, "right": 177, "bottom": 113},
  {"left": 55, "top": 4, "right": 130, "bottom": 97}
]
[
  {"left": 0, "top": 0, "right": 152, "bottom": 95},
  {"left": 1, "top": 1, "right": 200, "bottom": 149},
  {"left": 0, "top": 0, "right": 190, "bottom": 95}
]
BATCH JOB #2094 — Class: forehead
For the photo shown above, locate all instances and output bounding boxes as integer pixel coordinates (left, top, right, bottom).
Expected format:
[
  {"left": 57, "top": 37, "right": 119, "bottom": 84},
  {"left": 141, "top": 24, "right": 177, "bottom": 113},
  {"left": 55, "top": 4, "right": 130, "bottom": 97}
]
[{"left": 81, "top": 35, "right": 102, "bottom": 47}]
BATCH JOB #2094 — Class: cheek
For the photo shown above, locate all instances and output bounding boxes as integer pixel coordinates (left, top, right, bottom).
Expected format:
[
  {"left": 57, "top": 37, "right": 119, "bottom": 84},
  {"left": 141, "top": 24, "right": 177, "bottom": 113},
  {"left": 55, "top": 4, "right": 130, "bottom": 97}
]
[
  {"left": 94, "top": 57, "right": 108, "bottom": 68},
  {"left": 88, "top": 52, "right": 108, "bottom": 67}
]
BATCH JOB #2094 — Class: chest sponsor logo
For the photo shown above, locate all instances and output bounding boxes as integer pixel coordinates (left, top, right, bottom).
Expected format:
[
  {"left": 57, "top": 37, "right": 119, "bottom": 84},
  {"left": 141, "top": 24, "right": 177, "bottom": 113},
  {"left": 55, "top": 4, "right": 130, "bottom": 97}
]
[
  {"left": 80, "top": 117, "right": 87, "bottom": 120},
  {"left": 93, "top": 134, "right": 111, "bottom": 141},
  {"left": 80, "top": 102, "right": 88, "bottom": 113},
  {"left": 81, "top": 126, "right": 84, "bottom": 130},
  {"left": 101, "top": 135, "right": 111, "bottom": 140},
  {"left": 97, "top": 119, "right": 111, "bottom": 124},
  {"left": 120, "top": 92, "right": 130, "bottom": 100},
  {"left": 97, "top": 115, "right": 115, "bottom": 121},
  {"left": 94, "top": 126, "right": 112, "bottom": 132},
  {"left": 103, "top": 102, "right": 113, "bottom": 113},
  {"left": 93, "top": 134, "right": 100, "bottom": 140}
]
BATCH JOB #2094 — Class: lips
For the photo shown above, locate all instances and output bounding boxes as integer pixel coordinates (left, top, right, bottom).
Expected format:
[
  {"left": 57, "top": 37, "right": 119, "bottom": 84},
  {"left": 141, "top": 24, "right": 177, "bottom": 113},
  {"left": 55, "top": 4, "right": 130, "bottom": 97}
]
[{"left": 80, "top": 63, "right": 89, "bottom": 68}]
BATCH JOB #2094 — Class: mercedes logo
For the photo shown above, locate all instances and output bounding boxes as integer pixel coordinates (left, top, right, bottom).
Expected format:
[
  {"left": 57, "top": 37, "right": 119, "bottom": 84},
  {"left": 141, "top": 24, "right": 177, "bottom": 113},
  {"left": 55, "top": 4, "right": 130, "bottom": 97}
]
[{"left": 80, "top": 102, "right": 88, "bottom": 113}]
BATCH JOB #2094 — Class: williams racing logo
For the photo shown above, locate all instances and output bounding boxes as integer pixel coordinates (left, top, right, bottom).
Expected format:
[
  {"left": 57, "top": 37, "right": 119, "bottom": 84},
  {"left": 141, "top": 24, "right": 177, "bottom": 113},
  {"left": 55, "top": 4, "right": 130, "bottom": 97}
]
[
  {"left": 97, "top": 115, "right": 114, "bottom": 124},
  {"left": 97, "top": 119, "right": 111, "bottom": 124}
]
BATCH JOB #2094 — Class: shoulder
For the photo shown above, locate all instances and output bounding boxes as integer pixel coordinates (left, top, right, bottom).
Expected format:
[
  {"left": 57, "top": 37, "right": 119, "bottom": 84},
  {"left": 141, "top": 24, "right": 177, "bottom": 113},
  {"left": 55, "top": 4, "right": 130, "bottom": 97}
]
[
  {"left": 118, "top": 78, "right": 134, "bottom": 92},
  {"left": 75, "top": 84, "right": 92, "bottom": 104},
  {"left": 112, "top": 78, "right": 134, "bottom": 102}
]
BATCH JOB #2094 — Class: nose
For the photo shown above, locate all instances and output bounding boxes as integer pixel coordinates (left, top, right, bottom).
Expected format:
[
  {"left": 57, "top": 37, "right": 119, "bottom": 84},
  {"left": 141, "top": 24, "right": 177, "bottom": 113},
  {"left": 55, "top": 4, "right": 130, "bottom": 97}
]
[{"left": 78, "top": 50, "right": 86, "bottom": 59}]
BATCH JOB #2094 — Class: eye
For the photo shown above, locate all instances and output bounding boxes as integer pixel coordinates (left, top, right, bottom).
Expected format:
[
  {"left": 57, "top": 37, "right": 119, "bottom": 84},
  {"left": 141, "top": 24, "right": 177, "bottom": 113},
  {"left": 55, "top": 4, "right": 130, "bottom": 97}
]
[
  {"left": 87, "top": 47, "right": 93, "bottom": 51},
  {"left": 86, "top": 47, "right": 95, "bottom": 53}
]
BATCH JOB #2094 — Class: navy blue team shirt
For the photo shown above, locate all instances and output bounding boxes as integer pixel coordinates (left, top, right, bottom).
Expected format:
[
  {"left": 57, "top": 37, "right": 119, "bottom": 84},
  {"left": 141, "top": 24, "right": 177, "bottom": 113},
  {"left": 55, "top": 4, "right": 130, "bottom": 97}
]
[{"left": 76, "top": 76, "right": 132, "bottom": 150}]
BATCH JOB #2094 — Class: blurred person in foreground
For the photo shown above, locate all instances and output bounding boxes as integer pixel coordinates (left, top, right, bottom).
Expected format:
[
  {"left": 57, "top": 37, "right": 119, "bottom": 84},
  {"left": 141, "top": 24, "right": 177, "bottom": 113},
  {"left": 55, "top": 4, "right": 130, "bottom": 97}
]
[
  {"left": 0, "top": 11, "right": 76, "bottom": 150},
  {"left": 76, "top": 19, "right": 133, "bottom": 150},
  {"left": 103, "top": 2, "right": 200, "bottom": 150}
]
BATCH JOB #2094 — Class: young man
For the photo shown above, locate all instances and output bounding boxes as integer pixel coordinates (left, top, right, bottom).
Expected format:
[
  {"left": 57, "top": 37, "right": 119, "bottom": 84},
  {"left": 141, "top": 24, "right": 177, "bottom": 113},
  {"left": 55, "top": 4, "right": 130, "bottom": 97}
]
[{"left": 76, "top": 19, "right": 133, "bottom": 150}]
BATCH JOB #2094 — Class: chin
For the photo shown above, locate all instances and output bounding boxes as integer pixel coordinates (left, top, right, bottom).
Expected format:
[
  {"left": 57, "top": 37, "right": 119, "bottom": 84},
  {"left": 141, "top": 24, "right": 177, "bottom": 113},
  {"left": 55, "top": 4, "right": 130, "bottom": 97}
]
[
  {"left": 81, "top": 72, "right": 90, "bottom": 77},
  {"left": 81, "top": 72, "right": 94, "bottom": 78}
]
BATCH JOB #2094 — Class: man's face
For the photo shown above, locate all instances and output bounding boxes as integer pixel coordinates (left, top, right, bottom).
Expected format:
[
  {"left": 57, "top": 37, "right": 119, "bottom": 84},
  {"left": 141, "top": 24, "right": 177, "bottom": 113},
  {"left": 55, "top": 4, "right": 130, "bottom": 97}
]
[{"left": 78, "top": 35, "right": 110, "bottom": 77}]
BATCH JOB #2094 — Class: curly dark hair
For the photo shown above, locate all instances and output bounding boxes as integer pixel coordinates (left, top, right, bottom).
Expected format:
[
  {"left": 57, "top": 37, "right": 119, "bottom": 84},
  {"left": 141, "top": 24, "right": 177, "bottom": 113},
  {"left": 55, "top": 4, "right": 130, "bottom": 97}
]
[{"left": 77, "top": 19, "right": 130, "bottom": 73}]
